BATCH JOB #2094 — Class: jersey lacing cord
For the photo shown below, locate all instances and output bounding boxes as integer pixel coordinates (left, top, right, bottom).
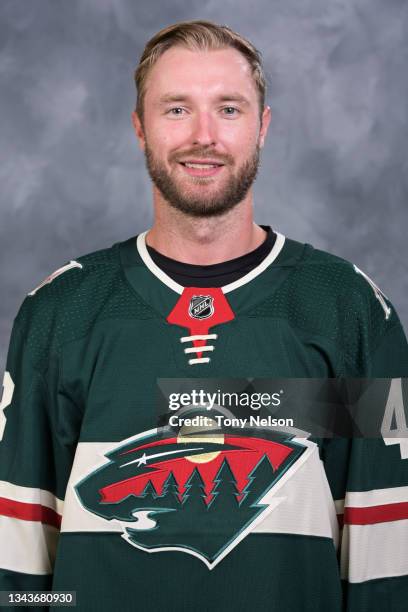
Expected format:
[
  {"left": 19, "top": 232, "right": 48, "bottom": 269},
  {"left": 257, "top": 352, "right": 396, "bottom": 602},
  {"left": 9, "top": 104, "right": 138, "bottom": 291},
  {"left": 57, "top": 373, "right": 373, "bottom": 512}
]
[{"left": 180, "top": 333, "right": 218, "bottom": 365}]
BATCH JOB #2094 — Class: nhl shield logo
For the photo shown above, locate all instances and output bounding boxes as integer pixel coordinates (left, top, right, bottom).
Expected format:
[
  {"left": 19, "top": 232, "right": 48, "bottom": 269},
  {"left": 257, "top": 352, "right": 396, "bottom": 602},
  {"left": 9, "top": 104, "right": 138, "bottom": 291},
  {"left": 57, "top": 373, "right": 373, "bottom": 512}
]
[{"left": 188, "top": 295, "right": 214, "bottom": 320}]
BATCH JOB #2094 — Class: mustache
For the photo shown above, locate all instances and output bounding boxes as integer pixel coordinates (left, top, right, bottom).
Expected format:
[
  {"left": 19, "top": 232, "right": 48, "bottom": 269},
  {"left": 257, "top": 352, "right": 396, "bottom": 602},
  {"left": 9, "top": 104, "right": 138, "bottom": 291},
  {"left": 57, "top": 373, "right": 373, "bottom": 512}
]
[{"left": 171, "top": 152, "right": 232, "bottom": 164}]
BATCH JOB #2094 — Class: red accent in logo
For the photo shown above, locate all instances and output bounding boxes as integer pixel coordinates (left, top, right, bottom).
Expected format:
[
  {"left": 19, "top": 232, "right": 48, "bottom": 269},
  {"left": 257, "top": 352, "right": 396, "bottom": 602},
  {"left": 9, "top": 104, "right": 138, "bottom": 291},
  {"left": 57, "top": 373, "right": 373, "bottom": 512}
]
[
  {"left": 166, "top": 287, "right": 235, "bottom": 359},
  {"left": 99, "top": 435, "right": 292, "bottom": 506}
]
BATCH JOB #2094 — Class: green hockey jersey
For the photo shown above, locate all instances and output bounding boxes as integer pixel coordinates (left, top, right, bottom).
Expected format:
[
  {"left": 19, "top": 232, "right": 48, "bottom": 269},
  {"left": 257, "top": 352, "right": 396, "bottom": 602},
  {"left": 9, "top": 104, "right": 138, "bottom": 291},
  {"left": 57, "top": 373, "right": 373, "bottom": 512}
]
[{"left": 1, "top": 230, "right": 408, "bottom": 611}]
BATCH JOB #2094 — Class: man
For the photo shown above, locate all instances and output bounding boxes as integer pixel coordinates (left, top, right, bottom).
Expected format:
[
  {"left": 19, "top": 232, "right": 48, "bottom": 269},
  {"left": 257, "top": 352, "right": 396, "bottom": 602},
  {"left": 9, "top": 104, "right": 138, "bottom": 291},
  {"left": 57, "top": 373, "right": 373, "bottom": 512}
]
[{"left": 1, "top": 19, "right": 407, "bottom": 612}]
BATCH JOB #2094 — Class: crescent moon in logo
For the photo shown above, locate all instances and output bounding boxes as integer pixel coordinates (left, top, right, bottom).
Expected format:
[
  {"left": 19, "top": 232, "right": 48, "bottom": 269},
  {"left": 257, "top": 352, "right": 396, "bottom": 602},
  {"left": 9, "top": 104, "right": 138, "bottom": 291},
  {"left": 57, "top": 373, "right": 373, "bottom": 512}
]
[{"left": 177, "top": 418, "right": 224, "bottom": 463}]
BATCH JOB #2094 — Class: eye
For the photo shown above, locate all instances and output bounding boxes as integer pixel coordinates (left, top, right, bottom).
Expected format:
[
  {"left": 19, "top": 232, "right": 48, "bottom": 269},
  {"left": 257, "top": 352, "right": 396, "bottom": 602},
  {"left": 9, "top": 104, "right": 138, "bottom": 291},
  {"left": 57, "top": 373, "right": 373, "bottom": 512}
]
[
  {"left": 166, "top": 107, "right": 185, "bottom": 116},
  {"left": 222, "top": 106, "right": 240, "bottom": 116}
]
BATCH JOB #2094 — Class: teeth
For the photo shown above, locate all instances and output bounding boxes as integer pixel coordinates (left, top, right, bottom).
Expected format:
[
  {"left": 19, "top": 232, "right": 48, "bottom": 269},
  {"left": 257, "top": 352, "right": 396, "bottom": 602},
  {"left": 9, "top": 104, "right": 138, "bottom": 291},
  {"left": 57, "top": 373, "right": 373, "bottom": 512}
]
[{"left": 184, "top": 163, "right": 219, "bottom": 169}]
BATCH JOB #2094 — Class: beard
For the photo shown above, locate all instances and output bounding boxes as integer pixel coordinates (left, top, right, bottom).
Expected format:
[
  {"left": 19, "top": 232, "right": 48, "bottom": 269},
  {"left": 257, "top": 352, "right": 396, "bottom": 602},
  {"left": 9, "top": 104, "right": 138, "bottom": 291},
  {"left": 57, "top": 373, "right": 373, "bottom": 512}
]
[{"left": 143, "top": 140, "right": 261, "bottom": 218}]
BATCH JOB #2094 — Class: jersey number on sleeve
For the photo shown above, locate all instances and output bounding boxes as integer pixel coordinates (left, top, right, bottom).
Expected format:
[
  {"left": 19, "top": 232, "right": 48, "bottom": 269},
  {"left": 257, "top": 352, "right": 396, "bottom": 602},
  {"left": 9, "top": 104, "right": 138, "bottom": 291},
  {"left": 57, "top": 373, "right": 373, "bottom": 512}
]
[{"left": 381, "top": 377, "right": 408, "bottom": 459}]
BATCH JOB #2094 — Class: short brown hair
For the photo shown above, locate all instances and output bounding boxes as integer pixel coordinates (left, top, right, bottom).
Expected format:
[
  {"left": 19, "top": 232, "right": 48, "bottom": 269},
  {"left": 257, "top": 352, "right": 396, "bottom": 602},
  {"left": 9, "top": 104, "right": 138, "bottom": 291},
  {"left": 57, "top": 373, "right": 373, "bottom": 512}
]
[{"left": 134, "top": 19, "right": 268, "bottom": 127}]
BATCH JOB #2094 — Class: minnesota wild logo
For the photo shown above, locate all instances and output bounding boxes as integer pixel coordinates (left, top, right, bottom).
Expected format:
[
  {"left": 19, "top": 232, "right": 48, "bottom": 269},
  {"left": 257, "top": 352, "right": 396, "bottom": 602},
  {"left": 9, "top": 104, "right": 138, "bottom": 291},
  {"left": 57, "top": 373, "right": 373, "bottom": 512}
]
[{"left": 74, "top": 422, "right": 306, "bottom": 569}]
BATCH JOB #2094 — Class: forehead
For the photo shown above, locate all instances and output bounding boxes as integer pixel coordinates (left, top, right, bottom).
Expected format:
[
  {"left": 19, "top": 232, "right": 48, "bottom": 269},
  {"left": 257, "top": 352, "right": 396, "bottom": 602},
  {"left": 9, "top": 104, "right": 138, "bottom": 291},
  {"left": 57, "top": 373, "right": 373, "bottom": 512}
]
[{"left": 144, "top": 46, "right": 257, "bottom": 102}]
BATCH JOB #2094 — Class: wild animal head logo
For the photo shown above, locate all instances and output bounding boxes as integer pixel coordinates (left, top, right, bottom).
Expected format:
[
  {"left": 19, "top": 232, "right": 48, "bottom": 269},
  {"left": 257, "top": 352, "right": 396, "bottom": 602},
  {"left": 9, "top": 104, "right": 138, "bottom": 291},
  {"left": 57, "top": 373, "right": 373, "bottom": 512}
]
[{"left": 74, "top": 424, "right": 306, "bottom": 568}]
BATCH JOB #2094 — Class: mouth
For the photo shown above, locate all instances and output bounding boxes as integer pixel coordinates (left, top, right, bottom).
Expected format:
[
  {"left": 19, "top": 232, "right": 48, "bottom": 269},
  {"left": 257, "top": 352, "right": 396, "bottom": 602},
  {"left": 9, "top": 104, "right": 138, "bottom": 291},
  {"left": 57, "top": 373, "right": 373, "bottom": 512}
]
[{"left": 178, "top": 161, "right": 225, "bottom": 177}]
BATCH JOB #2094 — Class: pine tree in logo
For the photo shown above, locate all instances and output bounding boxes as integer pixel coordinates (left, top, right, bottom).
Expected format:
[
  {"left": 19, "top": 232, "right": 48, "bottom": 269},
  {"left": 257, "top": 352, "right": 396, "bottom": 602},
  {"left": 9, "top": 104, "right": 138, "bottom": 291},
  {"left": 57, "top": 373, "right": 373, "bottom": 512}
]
[
  {"left": 140, "top": 480, "right": 158, "bottom": 499},
  {"left": 208, "top": 458, "right": 240, "bottom": 509},
  {"left": 182, "top": 468, "right": 208, "bottom": 509},
  {"left": 239, "top": 455, "right": 275, "bottom": 507},
  {"left": 160, "top": 472, "right": 181, "bottom": 506}
]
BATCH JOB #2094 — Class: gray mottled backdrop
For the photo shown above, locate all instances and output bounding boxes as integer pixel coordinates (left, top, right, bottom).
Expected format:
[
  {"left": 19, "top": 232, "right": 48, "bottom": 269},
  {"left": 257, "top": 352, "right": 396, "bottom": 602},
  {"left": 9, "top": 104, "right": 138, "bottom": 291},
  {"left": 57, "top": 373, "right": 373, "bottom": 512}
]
[{"left": 1, "top": 0, "right": 407, "bottom": 373}]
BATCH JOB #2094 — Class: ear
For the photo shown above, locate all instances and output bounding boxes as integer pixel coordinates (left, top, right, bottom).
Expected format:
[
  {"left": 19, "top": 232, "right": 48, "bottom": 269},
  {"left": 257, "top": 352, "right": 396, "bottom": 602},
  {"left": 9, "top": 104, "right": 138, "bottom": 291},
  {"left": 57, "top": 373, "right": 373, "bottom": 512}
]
[
  {"left": 259, "top": 105, "right": 272, "bottom": 148},
  {"left": 131, "top": 111, "right": 146, "bottom": 151}
]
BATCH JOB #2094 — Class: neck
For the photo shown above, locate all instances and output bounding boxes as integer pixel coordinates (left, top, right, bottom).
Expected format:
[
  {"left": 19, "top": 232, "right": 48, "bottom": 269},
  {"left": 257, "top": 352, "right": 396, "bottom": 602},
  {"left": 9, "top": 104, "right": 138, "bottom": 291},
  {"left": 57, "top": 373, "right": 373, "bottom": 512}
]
[{"left": 145, "top": 190, "right": 267, "bottom": 265}]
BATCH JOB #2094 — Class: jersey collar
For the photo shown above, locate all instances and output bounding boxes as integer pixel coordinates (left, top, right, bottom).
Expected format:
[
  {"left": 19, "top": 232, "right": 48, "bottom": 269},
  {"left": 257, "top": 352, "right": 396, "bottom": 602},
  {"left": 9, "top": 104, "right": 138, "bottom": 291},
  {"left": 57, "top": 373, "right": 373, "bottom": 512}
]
[{"left": 136, "top": 230, "right": 286, "bottom": 295}]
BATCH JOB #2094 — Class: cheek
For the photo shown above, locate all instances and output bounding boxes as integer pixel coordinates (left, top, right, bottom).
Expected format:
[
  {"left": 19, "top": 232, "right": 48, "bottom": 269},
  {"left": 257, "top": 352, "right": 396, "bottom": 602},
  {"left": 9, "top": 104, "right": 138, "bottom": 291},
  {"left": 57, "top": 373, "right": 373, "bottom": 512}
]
[
  {"left": 222, "top": 131, "right": 258, "bottom": 160},
  {"left": 221, "top": 119, "right": 259, "bottom": 147},
  {"left": 156, "top": 123, "right": 192, "bottom": 149}
]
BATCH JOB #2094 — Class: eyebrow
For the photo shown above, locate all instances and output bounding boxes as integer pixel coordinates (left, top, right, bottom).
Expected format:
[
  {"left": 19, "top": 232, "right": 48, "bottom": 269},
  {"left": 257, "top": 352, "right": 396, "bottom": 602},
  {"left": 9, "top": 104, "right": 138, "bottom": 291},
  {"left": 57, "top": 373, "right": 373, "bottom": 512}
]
[{"left": 156, "top": 93, "right": 251, "bottom": 106}]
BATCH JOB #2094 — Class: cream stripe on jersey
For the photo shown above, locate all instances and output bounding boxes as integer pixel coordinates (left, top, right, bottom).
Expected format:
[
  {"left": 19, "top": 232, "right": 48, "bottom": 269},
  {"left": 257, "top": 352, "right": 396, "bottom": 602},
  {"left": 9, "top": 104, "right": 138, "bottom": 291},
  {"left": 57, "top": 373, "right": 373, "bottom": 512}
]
[
  {"left": 340, "top": 520, "right": 408, "bottom": 583},
  {"left": 0, "top": 480, "right": 64, "bottom": 516},
  {"left": 345, "top": 485, "right": 408, "bottom": 508},
  {"left": 0, "top": 516, "right": 59, "bottom": 575}
]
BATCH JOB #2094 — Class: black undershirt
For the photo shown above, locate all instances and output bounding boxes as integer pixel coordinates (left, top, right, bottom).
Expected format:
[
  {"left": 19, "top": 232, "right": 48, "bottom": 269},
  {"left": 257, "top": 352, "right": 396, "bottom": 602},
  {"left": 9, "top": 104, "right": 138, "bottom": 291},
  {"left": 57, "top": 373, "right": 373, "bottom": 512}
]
[{"left": 145, "top": 224, "right": 276, "bottom": 287}]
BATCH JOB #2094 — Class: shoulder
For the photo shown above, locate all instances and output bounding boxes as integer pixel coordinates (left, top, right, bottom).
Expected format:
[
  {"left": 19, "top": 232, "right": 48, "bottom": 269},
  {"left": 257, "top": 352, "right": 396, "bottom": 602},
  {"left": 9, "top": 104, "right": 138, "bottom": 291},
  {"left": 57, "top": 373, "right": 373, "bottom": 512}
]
[
  {"left": 19, "top": 240, "right": 122, "bottom": 311},
  {"left": 12, "top": 240, "right": 124, "bottom": 368},
  {"left": 277, "top": 237, "right": 405, "bottom": 374},
  {"left": 290, "top": 239, "right": 395, "bottom": 323}
]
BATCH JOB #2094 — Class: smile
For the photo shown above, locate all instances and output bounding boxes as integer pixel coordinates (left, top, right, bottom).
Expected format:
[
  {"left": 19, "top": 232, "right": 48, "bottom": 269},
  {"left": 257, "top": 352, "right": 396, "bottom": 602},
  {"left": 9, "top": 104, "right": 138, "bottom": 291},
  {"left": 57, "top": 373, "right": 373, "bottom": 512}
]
[{"left": 178, "top": 162, "right": 224, "bottom": 177}]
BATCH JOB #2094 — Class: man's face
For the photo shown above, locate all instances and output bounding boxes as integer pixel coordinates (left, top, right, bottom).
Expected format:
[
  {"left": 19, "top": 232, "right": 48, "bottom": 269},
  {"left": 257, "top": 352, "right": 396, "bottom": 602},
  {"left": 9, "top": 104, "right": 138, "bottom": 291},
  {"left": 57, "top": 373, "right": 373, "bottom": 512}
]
[{"left": 132, "top": 46, "right": 271, "bottom": 218}]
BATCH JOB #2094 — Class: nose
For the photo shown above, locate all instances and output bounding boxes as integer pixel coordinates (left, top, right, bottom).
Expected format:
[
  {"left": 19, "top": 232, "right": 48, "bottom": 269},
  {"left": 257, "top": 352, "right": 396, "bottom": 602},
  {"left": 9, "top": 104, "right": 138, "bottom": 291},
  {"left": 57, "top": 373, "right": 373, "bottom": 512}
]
[{"left": 190, "top": 111, "right": 217, "bottom": 147}]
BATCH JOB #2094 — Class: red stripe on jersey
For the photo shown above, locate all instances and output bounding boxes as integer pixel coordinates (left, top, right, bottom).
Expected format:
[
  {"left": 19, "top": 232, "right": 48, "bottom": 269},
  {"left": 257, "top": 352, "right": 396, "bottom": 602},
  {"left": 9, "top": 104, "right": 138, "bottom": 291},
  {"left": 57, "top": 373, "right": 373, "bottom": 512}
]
[
  {"left": 0, "top": 496, "right": 61, "bottom": 529},
  {"left": 344, "top": 501, "right": 408, "bottom": 525}
]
